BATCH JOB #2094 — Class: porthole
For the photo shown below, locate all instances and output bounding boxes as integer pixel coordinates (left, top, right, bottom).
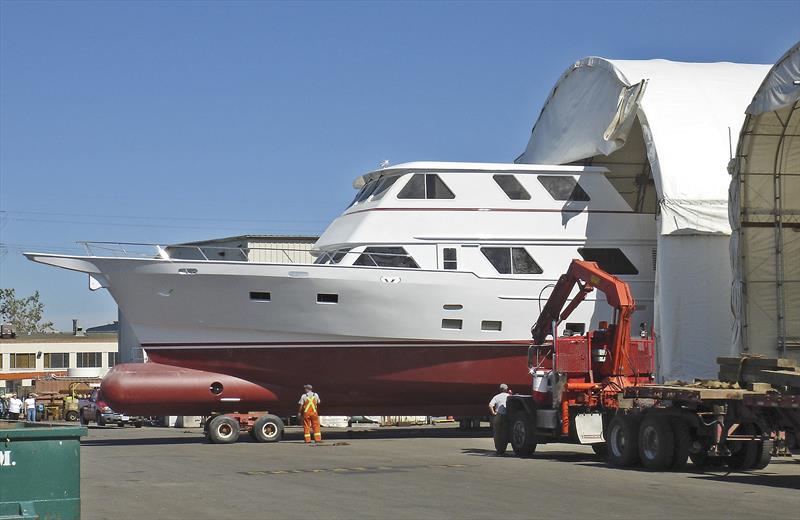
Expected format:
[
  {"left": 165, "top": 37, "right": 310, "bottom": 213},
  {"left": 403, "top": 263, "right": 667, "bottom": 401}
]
[{"left": 210, "top": 382, "right": 224, "bottom": 395}]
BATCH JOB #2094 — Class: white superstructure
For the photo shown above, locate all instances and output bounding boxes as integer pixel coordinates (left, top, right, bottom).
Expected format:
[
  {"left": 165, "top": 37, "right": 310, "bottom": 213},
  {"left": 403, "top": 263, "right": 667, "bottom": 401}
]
[{"left": 26, "top": 161, "right": 656, "bottom": 349}]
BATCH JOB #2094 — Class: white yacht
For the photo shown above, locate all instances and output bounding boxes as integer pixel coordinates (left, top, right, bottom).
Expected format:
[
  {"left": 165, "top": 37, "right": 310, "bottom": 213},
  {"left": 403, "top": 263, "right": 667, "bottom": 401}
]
[{"left": 26, "top": 161, "right": 657, "bottom": 416}]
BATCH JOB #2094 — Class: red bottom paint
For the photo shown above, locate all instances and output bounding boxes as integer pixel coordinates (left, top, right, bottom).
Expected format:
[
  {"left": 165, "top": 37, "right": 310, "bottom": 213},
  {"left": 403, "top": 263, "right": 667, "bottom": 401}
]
[{"left": 101, "top": 342, "right": 534, "bottom": 416}]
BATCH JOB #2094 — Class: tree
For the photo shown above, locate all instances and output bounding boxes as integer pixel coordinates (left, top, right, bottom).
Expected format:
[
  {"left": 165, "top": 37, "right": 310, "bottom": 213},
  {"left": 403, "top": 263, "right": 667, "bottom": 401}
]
[{"left": 0, "top": 288, "right": 55, "bottom": 334}]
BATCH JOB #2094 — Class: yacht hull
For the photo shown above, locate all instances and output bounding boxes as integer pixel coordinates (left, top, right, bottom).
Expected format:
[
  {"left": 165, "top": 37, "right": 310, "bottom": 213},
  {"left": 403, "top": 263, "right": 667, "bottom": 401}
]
[{"left": 102, "top": 341, "right": 532, "bottom": 416}]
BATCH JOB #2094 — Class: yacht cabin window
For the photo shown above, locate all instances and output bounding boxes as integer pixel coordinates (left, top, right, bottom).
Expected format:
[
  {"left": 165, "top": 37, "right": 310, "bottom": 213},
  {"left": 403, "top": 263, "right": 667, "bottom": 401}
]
[
  {"left": 397, "top": 174, "right": 455, "bottom": 200},
  {"left": 493, "top": 174, "right": 531, "bottom": 200},
  {"left": 481, "top": 247, "right": 543, "bottom": 275},
  {"left": 443, "top": 248, "right": 457, "bottom": 270},
  {"left": 314, "top": 248, "right": 352, "bottom": 265},
  {"left": 353, "top": 247, "right": 420, "bottom": 268},
  {"left": 538, "top": 176, "right": 590, "bottom": 202},
  {"left": 577, "top": 248, "right": 638, "bottom": 275},
  {"left": 371, "top": 176, "right": 400, "bottom": 201}
]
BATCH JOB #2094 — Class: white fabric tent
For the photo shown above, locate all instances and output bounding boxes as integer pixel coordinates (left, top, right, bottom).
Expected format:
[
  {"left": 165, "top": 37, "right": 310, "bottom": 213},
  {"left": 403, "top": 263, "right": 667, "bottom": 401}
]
[
  {"left": 516, "top": 57, "right": 769, "bottom": 381},
  {"left": 730, "top": 42, "right": 800, "bottom": 361}
]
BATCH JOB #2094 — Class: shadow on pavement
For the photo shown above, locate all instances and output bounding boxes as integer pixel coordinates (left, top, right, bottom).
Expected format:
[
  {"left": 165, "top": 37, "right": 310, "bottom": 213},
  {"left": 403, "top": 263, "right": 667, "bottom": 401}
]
[
  {"left": 689, "top": 473, "right": 800, "bottom": 490},
  {"left": 80, "top": 425, "right": 492, "bottom": 446}
]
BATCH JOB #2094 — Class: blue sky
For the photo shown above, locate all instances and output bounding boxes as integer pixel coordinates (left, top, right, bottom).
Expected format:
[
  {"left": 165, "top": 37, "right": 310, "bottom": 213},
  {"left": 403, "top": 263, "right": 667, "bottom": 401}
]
[{"left": 0, "top": 1, "right": 797, "bottom": 331}]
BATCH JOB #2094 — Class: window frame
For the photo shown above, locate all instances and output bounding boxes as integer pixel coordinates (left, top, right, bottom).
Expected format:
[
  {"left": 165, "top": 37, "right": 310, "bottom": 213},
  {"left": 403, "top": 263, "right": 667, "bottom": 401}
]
[
  {"left": 76, "top": 352, "right": 102, "bottom": 368},
  {"left": 353, "top": 246, "right": 420, "bottom": 269},
  {"left": 577, "top": 247, "right": 639, "bottom": 275},
  {"left": 480, "top": 246, "right": 543, "bottom": 275},
  {"left": 44, "top": 352, "right": 70, "bottom": 369},
  {"left": 397, "top": 173, "right": 455, "bottom": 200},
  {"left": 10, "top": 353, "right": 36, "bottom": 369}
]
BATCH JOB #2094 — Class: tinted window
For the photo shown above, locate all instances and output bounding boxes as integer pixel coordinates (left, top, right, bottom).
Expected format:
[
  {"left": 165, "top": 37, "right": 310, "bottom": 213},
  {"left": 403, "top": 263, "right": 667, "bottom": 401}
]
[
  {"left": 371, "top": 176, "right": 400, "bottom": 200},
  {"left": 578, "top": 248, "right": 638, "bottom": 275},
  {"left": 443, "top": 248, "right": 457, "bottom": 270},
  {"left": 354, "top": 247, "right": 419, "bottom": 268},
  {"left": 426, "top": 174, "right": 455, "bottom": 199},
  {"left": 481, "top": 247, "right": 512, "bottom": 274},
  {"left": 538, "top": 176, "right": 590, "bottom": 201},
  {"left": 44, "top": 352, "right": 69, "bottom": 369},
  {"left": 493, "top": 174, "right": 530, "bottom": 200},
  {"left": 250, "top": 291, "right": 271, "bottom": 301},
  {"left": 398, "top": 174, "right": 455, "bottom": 199},
  {"left": 512, "top": 247, "right": 543, "bottom": 274},
  {"left": 397, "top": 174, "right": 425, "bottom": 199},
  {"left": 356, "top": 180, "right": 380, "bottom": 203},
  {"left": 482, "top": 247, "right": 542, "bottom": 275}
]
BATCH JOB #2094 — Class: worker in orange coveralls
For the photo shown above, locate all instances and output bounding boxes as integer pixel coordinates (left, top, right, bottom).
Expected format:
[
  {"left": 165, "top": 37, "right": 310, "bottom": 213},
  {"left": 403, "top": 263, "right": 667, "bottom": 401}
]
[{"left": 298, "top": 384, "right": 322, "bottom": 444}]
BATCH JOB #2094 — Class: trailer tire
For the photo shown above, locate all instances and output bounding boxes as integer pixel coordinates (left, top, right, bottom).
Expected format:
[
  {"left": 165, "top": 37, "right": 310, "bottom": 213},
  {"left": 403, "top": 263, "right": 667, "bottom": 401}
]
[
  {"left": 607, "top": 415, "right": 640, "bottom": 467},
  {"left": 492, "top": 414, "right": 508, "bottom": 455},
  {"left": 253, "top": 414, "right": 284, "bottom": 443},
  {"left": 509, "top": 412, "right": 536, "bottom": 457},
  {"left": 726, "top": 424, "right": 758, "bottom": 471},
  {"left": 639, "top": 415, "right": 674, "bottom": 470},
  {"left": 207, "top": 415, "right": 240, "bottom": 444},
  {"left": 65, "top": 410, "right": 79, "bottom": 422},
  {"left": 752, "top": 439, "right": 773, "bottom": 470},
  {"left": 669, "top": 417, "right": 691, "bottom": 470}
]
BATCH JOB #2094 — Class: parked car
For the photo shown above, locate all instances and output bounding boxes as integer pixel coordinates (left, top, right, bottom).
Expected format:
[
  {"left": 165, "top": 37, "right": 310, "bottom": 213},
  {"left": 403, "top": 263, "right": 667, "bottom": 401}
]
[{"left": 80, "top": 389, "right": 143, "bottom": 427}]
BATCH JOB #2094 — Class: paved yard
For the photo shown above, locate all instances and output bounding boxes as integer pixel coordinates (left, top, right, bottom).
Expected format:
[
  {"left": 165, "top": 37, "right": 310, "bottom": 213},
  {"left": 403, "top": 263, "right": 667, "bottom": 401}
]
[{"left": 81, "top": 425, "right": 800, "bottom": 519}]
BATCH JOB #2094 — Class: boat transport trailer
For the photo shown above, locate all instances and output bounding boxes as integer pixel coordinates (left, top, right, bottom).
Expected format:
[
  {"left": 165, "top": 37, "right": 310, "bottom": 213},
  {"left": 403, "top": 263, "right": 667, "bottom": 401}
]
[{"left": 495, "top": 259, "right": 798, "bottom": 470}]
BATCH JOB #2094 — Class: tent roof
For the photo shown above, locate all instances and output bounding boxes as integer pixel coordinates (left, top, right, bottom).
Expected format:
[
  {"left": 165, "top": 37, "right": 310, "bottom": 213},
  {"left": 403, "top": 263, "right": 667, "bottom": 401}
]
[
  {"left": 730, "top": 42, "right": 800, "bottom": 358},
  {"left": 517, "top": 57, "right": 770, "bottom": 235}
]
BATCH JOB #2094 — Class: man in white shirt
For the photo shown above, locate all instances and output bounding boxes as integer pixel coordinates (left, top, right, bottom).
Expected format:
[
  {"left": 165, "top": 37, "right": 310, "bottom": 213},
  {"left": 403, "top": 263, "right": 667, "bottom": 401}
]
[
  {"left": 489, "top": 383, "right": 512, "bottom": 455},
  {"left": 8, "top": 393, "right": 23, "bottom": 421},
  {"left": 24, "top": 394, "right": 37, "bottom": 422},
  {"left": 489, "top": 383, "right": 511, "bottom": 416}
]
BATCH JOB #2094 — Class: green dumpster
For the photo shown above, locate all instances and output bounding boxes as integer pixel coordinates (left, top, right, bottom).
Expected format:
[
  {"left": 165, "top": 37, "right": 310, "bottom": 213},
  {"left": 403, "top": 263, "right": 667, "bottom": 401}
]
[{"left": 0, "top": 421, "right": 87, "bottom": 520}]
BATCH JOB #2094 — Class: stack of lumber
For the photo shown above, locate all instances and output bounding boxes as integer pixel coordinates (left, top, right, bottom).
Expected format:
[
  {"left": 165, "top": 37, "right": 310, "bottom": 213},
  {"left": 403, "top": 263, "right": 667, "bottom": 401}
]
[{"left": 717, "top": 356, "right": 800, "bottom": 391}]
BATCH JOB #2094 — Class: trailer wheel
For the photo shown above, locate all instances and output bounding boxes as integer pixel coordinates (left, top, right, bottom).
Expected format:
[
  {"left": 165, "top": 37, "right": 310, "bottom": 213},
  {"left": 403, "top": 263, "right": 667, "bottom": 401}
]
[
  {"left": 726, "top": 424, "right": 758, "bottom": 471},
  {"left": 65, "top": 410, "right": 79, "bottom": 422},
  {"left": 509, "top": 412, "right": 536, "bottom": 457},
  {"left": 669, "top": 417, "right": 691, "bottom": 470},
  {"left": 639, "top": 415, "right": 674, "bottom": 470},
  {"left": 492, "top": 414, "right": 508, "bottom": 455},
  {"left": 207, "top": 415, "right": 240, "bottom": 444},
  {"left": 751, "top": 439, "right": 773, "bottom": 470},
  {"left": 607, "top": 415, "right": 640, "bottom": 467},
  {"left": 253, "top": 414, "right": 284, "bottom": 443}
]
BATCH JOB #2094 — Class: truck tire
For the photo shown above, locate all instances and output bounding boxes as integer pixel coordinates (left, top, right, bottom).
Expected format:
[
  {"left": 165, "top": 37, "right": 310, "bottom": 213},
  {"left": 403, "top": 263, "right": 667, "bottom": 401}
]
[
  {"left": 65, "top": 410, "right": 79, "bottom": 422},
  {"left": 639, "top": 415, "right": 675, "bottom": 470},
  {"left": 207, "top": 415, "right": 240, "bottom": 444},
  {"left": 509, "top": 412, "right": 536, "bottom": 457},
  {"left": 492, "top": 414, "right": 508, "bottom": 455},
  {"left": 751, "top": 439, "right": 773, "bottom": 470},
  {"left": 253, "top": 414, "right": 284, "bottom": 443},
  {"left": 607, "top": 415, "right": 640, "bottom": 467},
  {"left": 80, "top": 411, "right": 88, "bottom": 425},
  {"left": 669, "top": 417, "right": 691, "bottom": 470},
  {"left": 97, "top": 414, "right": 106, "bottom": 427},
  {"left": 726, "top": 424, "right": 758, "bottom": 471}
]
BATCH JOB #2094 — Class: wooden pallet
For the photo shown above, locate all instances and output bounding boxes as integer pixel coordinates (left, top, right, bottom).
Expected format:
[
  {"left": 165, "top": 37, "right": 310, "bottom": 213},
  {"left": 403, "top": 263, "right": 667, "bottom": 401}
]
[{"left": 717, "top": 356, "right": 800, "bottom": 390}]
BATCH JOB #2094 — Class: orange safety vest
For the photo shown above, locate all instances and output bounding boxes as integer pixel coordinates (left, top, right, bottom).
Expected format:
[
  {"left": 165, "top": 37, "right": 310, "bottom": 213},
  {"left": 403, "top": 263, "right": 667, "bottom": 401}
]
[{"left": 303, "top": 394, "right": 318, "bottom": 415}]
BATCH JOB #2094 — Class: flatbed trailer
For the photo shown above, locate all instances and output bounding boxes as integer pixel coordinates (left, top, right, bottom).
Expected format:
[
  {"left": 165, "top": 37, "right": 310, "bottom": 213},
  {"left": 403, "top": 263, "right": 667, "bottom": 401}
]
[{"left": 498, "top": 260, "right": 794, "bottom": 470}]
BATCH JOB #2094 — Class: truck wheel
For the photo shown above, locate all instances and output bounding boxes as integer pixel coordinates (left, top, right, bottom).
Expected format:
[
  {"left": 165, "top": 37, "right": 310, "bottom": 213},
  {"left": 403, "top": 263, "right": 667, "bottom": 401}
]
[
  {"left": 726, "top": 424, "right": 758, "bottom": 471},
  {"left": 253, "top": 414, "right": 284, "bottom": 443},
  {"left": 669, "top": 417, "right": 691, "bottom": 470},
  {"left": 607, "top": 415, "right": 640, "bottom": 467},
  {"left": 509, "top": 412, "right": 536, "bottom": 457},
  {"left": 492, "top": 414, "right": 508, "bottom": 455},
  {"left": 207, "top": 415, "right": 240, "bottom": 444},
  {"left": 65, "top": 410, "right": 79, "bottom": 422},
  {"left": 97, "top": 415, "right": 106, "bottom": 427},
  {"left": 80, "top": 411, "right": 88, "bottom": 425},
  {"left": 751, "top": 439, "right": 773, "bottom": 470},
  {"left": 639, "top": 415, "right": 674, "bottom": 470}
]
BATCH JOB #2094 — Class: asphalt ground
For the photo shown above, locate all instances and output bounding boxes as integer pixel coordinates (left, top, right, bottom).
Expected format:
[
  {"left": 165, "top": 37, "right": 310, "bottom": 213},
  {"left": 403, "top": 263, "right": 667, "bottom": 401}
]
[{"left": 81, "top": 424, "right": 800, "bottom": 520}]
